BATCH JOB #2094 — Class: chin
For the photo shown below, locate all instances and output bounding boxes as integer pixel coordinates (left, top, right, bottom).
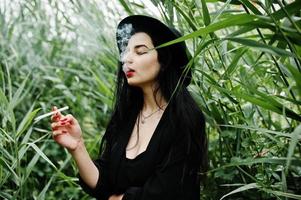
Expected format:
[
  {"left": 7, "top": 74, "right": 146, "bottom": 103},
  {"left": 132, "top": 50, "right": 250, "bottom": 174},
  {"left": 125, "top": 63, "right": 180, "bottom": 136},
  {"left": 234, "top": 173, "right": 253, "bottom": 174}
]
[
  {"left": 127, "top": 79, "right": 154, "bottom": 89},
  {"left": 127, "top": 80, "right": 141, "bottom": 87}
]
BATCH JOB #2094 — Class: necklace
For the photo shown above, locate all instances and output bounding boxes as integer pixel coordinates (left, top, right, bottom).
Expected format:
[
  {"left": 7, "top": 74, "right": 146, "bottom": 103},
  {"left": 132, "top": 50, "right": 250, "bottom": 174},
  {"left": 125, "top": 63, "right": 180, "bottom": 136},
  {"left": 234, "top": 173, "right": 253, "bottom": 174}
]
[{"left": 140, "top": 104, "right": 167, "bottom": 124}]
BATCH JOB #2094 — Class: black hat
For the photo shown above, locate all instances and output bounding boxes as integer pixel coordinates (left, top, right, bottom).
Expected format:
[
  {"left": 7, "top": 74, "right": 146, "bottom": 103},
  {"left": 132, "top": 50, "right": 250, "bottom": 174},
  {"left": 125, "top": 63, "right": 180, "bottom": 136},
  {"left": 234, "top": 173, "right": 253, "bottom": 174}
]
[{"left": 116, "top": 15, "right": 191, "bottom": 87}]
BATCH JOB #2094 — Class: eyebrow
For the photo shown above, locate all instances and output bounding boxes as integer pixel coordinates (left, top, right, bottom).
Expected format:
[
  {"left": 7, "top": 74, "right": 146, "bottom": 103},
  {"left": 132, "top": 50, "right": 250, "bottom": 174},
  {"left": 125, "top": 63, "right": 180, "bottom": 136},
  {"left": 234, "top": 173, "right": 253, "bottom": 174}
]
[
  {"left": 134, "top": 44, "right": 150, "bottom": 50},
  {"left": 123, "top": 44, "right": 153, "bottom": 53}
]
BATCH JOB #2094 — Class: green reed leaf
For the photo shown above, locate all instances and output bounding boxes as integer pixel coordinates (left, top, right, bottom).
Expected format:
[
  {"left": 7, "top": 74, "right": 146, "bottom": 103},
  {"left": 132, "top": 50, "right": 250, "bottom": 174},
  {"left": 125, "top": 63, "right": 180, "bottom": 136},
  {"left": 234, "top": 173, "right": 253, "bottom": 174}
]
[
  {"left": 10, "top": 73, "right": 31, "bottom": 109},
  {"left": 201, "top": 0, "right": 211, "bottom": 26},
  {"left": 156, "top": 13, "right": 259, "bottom": 48},
  {"left": 239, "top": 0, "right": 262, "bottom": 15},
  {"left": 263, "top": 189, "right": 301, "bottom": 199},
  {"left": 222, "top": 47, "right": 248, "bottom": 78},
  {"left": 225, "top": 37, "right": 297, "bottom": 58},
  {"left": 16, "top": 106, "right": 40, "bottom": 139},
  {"left": 118, "top": 0, "right": 134, "bottom": 15},
  {"left": 220, "top": 183, "right": 259, "bottom": 200},
  {"left": 0, "top": 88, "right": 16, "bottom": 131},
  {"left": 27, "top": 143, "right": 57, "bottom": 170},
  {"left": 271, "top": 0, "right": 301, "bottom": 21},
  {"left": 220, "top": 124, "right": 299, "bottom": 139},
  {"left": 286, "top": 125, "right": 301, "bottom": 173}
]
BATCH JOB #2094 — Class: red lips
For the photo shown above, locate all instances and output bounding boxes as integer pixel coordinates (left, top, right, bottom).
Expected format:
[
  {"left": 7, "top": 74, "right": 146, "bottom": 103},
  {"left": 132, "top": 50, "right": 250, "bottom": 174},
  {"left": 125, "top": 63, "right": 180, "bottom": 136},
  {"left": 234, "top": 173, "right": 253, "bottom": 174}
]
[{"left": 126, "top": 69, "right": 135, "bottom": 77}]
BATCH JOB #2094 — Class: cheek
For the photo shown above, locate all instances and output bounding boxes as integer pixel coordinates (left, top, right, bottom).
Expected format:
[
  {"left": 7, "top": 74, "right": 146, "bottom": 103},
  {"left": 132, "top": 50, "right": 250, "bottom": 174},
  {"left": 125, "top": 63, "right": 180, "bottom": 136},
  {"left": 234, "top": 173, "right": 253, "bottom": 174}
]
[
  {"left": 135, "top": 52, "right": 160, "bottom": 77},
  {"left": 147, "top": 66, "right": 160, "bottom": 82},
  {"left": 140, "top": 59, "right": 160, "bottom": 76},
  {"left": 150, "top": 58, "right": 161, "bottom": 73},
  {"left": 144, "top": 54, "right": 160, "bottom": 70}
]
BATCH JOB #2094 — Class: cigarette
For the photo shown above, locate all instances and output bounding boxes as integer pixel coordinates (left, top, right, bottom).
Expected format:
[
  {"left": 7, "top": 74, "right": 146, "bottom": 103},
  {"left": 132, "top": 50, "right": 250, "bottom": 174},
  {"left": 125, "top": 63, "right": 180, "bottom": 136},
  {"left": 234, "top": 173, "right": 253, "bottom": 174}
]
[{"left": 34, "top": 106, "right": 69, "bottom": 122}]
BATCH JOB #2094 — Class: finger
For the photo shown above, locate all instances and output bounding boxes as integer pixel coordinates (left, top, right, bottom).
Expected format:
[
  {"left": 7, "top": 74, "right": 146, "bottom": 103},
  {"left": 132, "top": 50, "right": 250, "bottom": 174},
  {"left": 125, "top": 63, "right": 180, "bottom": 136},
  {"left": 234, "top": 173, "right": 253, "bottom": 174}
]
[
  {"left": 51, "top": 124, "right": 69, "bottom": 131},
  {"left": 51, "top": 121, "right": 71, "bottom": 130},
  {"left": 52, "top": 130, "right": 68, "bottom": 137},
  {"left": 51, "top": 106, "right": 59, "bottom": 121},
  {"left": 52, "top": 131, "right": 61, "bottom": 137},
  {"left": 52, "top": 106, "right": 61, "bottom": 116},
  {"left": 63, "top": 114, "right": 76, "bottom": 125},
  {"left": 51, "top": 125, "right": 58, "bottom": 131},
  {"left": 58, "top": 115, "right": 72, "bottom": 123},
  {"left": 51, "top": 114, "right": 60, "bottom": 122},
  {"left": 51, "top": 106, "right": 64, "bottom": 122}
]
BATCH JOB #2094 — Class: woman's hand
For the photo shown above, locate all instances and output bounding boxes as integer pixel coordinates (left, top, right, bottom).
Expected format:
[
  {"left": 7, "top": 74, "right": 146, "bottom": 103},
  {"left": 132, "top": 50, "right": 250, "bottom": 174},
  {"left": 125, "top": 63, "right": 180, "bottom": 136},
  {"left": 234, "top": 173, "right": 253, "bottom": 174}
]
[
  {"left": 109, "top": 194, "right": 124, "bottom": 200},
  {"left": 51, "top": 106, "right": 83, "bottom": 151}
]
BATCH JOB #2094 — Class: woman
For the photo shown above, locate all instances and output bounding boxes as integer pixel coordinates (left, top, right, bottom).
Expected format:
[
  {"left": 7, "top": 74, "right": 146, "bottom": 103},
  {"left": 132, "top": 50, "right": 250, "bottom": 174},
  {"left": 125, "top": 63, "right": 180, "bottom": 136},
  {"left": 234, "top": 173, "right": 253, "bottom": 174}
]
[{"left": 51, "top": 15, "right": 207, "bottom": 200}]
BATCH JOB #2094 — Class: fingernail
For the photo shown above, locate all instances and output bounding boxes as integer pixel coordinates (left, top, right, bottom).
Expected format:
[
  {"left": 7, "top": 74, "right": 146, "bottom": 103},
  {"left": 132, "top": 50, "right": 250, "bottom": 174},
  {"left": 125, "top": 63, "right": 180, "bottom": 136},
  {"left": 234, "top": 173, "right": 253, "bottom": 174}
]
[
  {"left": 60, "top": 118, "right": 68, "bottom": 122},
  {"left": 60, "top": 122, "right": 66, "bottom": 125},
  {"left": 62, "top": 130, "right": 67, "bottom": 133}
]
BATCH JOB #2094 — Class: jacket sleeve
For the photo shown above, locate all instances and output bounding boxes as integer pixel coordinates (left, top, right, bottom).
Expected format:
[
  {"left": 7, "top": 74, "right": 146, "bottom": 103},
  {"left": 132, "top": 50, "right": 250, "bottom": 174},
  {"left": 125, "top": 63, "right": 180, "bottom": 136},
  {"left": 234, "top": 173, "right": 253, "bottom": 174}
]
[
  {"left": 78, "top": 127, "right": 114, "bottom": 200},
  {"left": 122, "top": 129, "right": 200, "bottom": 200}
]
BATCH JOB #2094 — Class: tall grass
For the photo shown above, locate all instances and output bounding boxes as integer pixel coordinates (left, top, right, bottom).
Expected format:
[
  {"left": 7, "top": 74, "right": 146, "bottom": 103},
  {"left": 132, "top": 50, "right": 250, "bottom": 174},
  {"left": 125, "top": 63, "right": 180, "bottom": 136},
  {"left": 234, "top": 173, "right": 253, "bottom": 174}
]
[
  {"left": 0, "top": 0, "right": 120, "bottom": 199},
  {"left": 0, "top": 0, "right": 300, "bottom": 199}
]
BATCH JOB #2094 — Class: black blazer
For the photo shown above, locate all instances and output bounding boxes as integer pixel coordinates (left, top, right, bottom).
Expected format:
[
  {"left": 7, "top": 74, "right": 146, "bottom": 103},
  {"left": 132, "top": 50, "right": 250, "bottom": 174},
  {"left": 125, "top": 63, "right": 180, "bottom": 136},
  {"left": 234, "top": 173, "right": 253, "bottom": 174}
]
[{"left": 79, "top": 104, "right": 204, "bottom": 200}]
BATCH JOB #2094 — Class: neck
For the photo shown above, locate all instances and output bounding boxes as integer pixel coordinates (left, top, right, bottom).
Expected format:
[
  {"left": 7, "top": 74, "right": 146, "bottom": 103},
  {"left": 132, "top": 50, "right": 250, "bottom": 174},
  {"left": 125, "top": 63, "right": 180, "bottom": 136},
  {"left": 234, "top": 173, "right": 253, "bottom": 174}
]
[{"left": 141, "top": 84, "right": 167, "bottom": 113}]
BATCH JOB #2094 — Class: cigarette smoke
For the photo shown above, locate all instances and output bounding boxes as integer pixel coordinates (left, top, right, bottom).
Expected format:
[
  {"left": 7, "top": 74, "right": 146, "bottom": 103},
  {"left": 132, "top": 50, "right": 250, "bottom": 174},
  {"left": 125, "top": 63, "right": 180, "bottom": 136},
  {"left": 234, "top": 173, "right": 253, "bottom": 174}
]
[{"left": 116, "top": 23, "right": 135, "bottom": 63}]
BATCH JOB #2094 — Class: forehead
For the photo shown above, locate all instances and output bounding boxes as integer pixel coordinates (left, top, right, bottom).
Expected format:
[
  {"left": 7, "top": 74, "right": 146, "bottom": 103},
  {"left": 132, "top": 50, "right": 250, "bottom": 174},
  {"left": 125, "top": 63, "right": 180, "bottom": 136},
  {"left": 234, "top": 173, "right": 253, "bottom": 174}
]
[{"left": 127, "top": 32, "right": 154, "bottom": 48}]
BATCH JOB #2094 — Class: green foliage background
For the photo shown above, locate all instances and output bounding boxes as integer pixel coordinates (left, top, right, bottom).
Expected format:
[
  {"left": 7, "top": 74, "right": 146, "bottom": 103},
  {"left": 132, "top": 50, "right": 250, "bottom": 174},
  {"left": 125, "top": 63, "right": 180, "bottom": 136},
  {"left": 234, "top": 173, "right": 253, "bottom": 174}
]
[{"left": 0, "top": 0, "right": 300, "bottom": 199}]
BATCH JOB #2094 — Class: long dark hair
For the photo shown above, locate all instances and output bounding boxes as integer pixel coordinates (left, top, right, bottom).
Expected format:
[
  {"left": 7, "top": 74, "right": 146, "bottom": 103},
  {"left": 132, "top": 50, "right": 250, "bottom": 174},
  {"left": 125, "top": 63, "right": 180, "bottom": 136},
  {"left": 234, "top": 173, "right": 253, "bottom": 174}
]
[{"left": 101, "top": 27, "right": 208, "bottom": 177}]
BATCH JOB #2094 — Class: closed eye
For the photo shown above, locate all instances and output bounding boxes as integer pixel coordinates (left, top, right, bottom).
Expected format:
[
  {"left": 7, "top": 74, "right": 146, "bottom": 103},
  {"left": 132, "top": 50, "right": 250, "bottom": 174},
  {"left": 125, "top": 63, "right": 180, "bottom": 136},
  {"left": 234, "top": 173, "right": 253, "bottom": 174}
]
[
  {"left": 136, "top": 51, "right": 148, "bottom": 55},
  {"left": 135, "top": 45, "right": 150, "bottom": 55}
]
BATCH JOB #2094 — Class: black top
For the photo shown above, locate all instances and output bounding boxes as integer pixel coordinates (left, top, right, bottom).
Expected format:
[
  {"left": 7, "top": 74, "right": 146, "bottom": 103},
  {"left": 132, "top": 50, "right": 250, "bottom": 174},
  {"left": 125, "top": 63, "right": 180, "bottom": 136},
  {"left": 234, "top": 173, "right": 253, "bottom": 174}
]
[{"left": 79, "top": 104, "right": 204, "bottom": 200}]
